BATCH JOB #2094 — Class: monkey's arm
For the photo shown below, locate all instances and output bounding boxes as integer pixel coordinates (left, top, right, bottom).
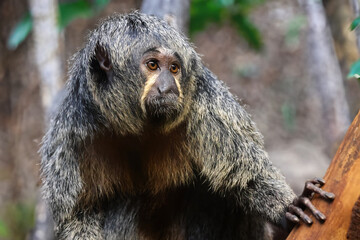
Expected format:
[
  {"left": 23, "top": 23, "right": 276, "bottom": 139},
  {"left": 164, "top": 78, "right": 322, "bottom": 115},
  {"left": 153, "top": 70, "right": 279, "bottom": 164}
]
[
  {"left": 188, "top": 68, "right": 330, "bottom": 227},
  {"left": 41, "top": 71, "right": 105, "bottom": 239}
]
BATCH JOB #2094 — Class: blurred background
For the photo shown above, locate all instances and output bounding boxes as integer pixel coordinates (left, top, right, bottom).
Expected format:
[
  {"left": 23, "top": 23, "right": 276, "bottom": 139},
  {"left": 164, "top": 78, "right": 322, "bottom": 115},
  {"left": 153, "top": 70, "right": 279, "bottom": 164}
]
[{"left": 1, "top": 0, "right": 360, "bottom": 239}]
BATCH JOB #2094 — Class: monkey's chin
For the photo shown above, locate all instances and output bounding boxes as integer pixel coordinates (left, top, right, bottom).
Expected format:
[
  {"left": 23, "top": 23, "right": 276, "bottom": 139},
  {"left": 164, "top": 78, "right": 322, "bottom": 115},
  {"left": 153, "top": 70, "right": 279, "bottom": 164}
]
[{"left": 144, "top": 96, "right": 182, "bottom": 126}]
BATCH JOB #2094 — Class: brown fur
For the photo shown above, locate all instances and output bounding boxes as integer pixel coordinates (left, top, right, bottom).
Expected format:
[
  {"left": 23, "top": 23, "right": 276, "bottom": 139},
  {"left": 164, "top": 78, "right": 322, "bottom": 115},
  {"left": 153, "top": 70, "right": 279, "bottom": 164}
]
[
  {"left": 79, "top": 123, "right": 196, "bottom": 207},
  {"left": 137, "top": 187, "right": 189, "bottom": 240}
]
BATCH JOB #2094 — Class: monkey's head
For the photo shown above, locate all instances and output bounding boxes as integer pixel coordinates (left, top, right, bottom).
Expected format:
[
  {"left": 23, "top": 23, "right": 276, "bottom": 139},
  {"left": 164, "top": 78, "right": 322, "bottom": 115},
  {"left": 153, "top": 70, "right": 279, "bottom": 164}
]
[{"left": 78, "top": 12, "right": 199, "bottom": 134}]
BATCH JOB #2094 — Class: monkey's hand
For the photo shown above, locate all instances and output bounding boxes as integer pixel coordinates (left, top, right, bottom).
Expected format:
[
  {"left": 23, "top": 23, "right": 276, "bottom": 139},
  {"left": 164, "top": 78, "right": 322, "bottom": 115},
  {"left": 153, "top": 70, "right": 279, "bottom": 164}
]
[{"left": 285, "top": 177, "right": 335, "bottom": 226}]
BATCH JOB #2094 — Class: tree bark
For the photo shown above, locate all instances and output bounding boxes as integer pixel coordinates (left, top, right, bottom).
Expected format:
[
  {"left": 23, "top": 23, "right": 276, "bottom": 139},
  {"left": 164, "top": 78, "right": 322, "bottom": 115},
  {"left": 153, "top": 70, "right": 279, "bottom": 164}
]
[
  {"left": 28, "top": 0, "right": 63, "bottom": 239},
  {"left": 347, "top": 195, "right": 360, "bottom": 240},
  {"left": 286, "top": 111, "right": 360, "bottom": 239},
  {"left": 29, "top": 0, "right": 63, "bottom": 113},
  {"left": 140, "top": 0, "right": 190, "bottom": 34},
  {"left": 301, "top": 0, "right": 350, "bottom": 153},
  {"left": 30, "top": 193, "right": 54, "bottom": 240}
]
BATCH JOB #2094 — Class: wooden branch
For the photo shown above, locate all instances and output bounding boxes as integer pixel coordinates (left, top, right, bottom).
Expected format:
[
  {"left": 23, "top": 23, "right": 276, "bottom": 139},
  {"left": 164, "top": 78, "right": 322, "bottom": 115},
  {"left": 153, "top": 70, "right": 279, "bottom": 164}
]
[
  {"left": 347, "top": 195, "right": 360, "bottom": 239},
  {"left": 287, "top": 111, "right": 360, "bottom": 239}
]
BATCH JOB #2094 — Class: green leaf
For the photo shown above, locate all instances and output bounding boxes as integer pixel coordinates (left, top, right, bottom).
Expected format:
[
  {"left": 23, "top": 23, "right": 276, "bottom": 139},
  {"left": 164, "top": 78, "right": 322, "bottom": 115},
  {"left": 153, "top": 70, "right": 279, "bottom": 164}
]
[
  {"left": 190, "top": 0, "right": 223, "bottom": 35},
  {"left": 350, "top": 17, "right": 360, "bottom": 31},
  {"left": 190, "top": 0, "right": 263, "bottom": 50},
  {"left": 7, "top": 13, "right": 32, "bottom": 50},
  {"left": 58, "top": 0, "right": 94, "bottom": 30},
  {"left": 0, "top": 219, "right": 9, "bottom": 237},
  {"left": 230, "top": 13, "right": 263, "bottom": 50},
  {"left": 348, "top": 59, "right": 360, "bottom": 79}
]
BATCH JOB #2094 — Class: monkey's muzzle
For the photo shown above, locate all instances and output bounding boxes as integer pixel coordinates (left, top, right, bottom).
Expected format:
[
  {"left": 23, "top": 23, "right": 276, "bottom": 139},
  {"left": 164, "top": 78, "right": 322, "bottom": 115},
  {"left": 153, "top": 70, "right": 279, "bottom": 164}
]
[{"left": 144, "top": 94, "right": 182, "bottom": 124}]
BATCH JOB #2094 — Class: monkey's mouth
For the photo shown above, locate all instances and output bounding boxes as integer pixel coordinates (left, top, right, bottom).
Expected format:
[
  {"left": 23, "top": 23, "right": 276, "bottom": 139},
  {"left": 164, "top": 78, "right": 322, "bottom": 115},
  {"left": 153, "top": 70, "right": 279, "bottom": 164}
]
[{"left": 144, "top": 94, "right": 182, "bottom": 124}]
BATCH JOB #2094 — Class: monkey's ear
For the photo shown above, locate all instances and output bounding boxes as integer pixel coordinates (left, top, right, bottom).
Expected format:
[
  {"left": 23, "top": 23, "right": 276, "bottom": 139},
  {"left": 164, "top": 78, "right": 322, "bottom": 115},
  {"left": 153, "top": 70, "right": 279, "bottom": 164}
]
[{"left": 95, "top": 44, "right": 112, "bottom": 71}]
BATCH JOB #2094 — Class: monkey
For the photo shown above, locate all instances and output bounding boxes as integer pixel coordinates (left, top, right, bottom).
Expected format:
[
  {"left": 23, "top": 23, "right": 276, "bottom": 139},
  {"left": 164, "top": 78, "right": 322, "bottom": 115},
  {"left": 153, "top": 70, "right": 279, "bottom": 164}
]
[{"left": 40, "top": 12, "right": 334, "bottom": 240}]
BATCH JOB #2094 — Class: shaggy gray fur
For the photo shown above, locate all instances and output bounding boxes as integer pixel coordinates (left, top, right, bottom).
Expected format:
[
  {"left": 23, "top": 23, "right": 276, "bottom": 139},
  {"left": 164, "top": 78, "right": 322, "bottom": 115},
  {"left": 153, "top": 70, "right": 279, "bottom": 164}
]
[{"left": 41, "top": 12, "right": 296, "bottom": 240}]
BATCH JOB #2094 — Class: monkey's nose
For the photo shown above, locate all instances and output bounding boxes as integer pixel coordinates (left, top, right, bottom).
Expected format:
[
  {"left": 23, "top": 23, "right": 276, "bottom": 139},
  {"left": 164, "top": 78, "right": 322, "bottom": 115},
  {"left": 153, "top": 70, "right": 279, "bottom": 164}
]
[
  {"left": 156, "top": 75, "right": 179, "bottom": 96},
  {"left": 158, "top": 83, "right": 179, "bottom": 96}
]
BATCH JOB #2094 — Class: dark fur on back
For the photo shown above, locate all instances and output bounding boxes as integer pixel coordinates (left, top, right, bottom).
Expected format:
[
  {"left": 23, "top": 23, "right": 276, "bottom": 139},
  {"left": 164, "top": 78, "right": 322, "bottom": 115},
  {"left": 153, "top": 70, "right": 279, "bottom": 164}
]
[{"left": 41, "top": 12, "right": 295, "bottom": 240}]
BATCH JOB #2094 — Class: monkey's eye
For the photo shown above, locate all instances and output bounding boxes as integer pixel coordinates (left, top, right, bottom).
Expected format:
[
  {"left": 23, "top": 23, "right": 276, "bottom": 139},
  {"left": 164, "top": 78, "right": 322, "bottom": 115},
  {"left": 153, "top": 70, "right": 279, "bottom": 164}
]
[
  {"left": 170, "top": 64, "right": 180, "bottom": 74},
  {"left": 146, "top": 60, "right": 159, "bottom": 71}
]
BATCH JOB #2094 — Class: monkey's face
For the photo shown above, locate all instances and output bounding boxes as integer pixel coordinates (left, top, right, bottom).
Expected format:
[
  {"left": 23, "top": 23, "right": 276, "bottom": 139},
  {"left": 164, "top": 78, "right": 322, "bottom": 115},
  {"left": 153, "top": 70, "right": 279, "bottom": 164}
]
[{"left": 140, "top": 47, "right": 184, "bottom": 125}]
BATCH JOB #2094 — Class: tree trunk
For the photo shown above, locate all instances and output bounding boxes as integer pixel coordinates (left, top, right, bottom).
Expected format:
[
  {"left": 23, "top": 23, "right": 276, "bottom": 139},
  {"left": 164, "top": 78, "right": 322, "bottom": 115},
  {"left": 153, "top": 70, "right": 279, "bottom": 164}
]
[
  {"left": 287, "top": 111, "right": 360, "bottom": 239},
  {"left": 301, "top": 0, "right": 350, "bottom": 154},
  {"left": 140, "top": 0, "right": 190, "bottom": 34},
  {"left": 29, "top": 0, "right": 63, "bottom": 113},
  {"left": 28, "top": 0, "right": 63, "bottom": 239}
]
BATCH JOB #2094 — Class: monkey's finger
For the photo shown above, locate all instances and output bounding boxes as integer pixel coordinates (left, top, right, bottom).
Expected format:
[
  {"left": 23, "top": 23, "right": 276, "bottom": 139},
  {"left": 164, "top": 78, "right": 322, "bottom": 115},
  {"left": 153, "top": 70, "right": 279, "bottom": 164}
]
[
  {"left": 308, "top": 177, "right": 325, "bottom": 187},
  {"left": 285, "top": 212, "right": 300, "bottom": 224},
  {"left": 298, "top": 197, "right": 326, "bottom": 222},
  {"left": 301, "top": 178, "right": 325, "bottom": 198},
  {"left": 288, "top": 205, "right": 313, "bottom": 225},
  {"left": 304, "top": 182, "right": 335, "bottom": 201}
]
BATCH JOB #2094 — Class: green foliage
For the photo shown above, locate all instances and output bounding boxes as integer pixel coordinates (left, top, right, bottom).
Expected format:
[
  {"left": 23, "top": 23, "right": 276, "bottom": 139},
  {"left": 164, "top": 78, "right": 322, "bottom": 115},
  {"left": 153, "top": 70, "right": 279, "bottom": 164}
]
[
  {"left": 0, "top": 220, "right": 9, "bottom": 238},
  {"left": 348, "top": 59, "right": 360, "bottom": 83},
  {"left": 190, "top": 0, "right": 264, "bottom": 50},
  {"left": 7, "top": 0, "right": 110, "bottom": 50},
  {"left": 58, "top": 0, "right": 93, "bottom": 30},
  {"left": 0, "top": 202, "right": 35, "bottom": 240},
  {"left": 230, "top": 14, "right": 262, "bottom": 50},
  {"left": 350, "top": 16, "right": 360, "bottom": 31},
  {"left": 7, "top": 13, "right": 32, "bottom": 50},
  {"left": 349, "top": 18, "right": 360, "bottom": 84}
]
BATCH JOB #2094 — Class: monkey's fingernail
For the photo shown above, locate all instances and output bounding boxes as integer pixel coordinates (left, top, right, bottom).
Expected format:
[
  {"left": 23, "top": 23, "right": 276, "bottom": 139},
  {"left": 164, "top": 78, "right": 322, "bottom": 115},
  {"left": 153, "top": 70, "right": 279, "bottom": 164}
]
[
  {"left": 316, "top": 212, "right": 326, "bottom": 221},
  {"left": 326, "top": 193, "right": 335, "bottom": 199},
  {"left": 305, "top": 217, "right": 313, "bottom": 225},
  {"left": 317, "top": 178, "right": 325, "bottom": 184}
]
